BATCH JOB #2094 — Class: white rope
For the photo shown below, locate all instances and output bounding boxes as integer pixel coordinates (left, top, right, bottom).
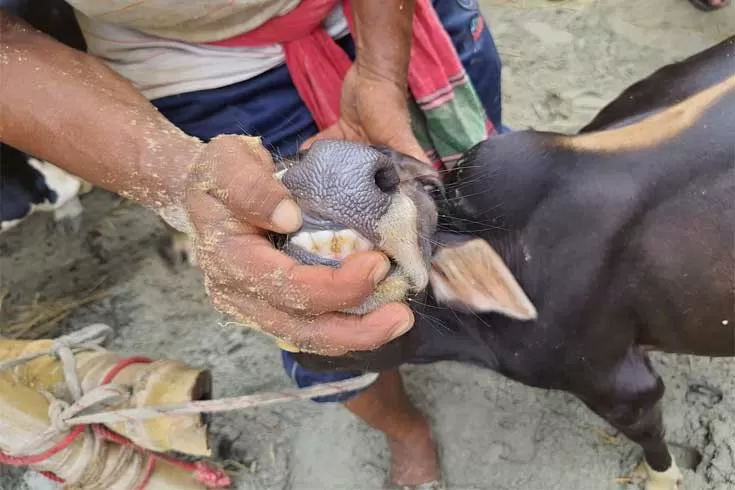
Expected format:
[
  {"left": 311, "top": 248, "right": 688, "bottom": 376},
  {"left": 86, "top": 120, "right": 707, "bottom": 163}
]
[
  {"left": 1, "top": 323, "right": 378, "bottom": 489},
  {"left": 65, "top": 371, "right": 380, "bottom": 426},
  {"left": 1, "top": 323, "right": 378, "bottom": 432},
  {"left": 0, "top": 324, "right": 135, "bottom": 487}
]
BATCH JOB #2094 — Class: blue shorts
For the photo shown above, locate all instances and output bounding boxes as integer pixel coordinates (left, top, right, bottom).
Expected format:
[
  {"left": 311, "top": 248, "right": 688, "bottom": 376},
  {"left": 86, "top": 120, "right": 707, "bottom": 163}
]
[{"left": 153, "top": 0, "right": 505, "bottom": 403}]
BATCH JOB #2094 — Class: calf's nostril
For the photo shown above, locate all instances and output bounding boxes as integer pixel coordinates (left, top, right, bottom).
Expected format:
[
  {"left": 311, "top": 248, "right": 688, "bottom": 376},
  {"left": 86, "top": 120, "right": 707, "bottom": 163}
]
[{"left": 374, "top": 166, "right": 400, "bottom": 193}]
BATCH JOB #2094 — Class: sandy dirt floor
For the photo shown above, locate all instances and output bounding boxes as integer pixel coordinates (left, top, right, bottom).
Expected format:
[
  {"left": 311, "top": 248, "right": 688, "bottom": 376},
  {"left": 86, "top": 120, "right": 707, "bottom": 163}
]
[{"left": 1, "top": 1, "right": 734, "bottom": 489}]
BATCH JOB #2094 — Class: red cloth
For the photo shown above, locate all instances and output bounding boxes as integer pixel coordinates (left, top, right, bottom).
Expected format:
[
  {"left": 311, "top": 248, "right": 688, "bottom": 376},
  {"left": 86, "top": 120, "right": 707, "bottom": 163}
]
[{"left": 206, "top": 0, "right": 476, "bottom": 132}]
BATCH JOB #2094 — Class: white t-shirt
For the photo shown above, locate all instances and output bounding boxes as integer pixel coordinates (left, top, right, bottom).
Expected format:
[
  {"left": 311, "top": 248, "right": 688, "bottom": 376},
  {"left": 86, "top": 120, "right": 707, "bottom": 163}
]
[{"left": 65, "top": 0, "right": 350, "bottom": 100}]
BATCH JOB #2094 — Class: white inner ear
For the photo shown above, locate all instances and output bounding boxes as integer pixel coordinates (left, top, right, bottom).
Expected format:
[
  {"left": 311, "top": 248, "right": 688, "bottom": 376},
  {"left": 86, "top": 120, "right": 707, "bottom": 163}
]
[{"left": 429, "top": 238, "right": 537, "bottom": 321}]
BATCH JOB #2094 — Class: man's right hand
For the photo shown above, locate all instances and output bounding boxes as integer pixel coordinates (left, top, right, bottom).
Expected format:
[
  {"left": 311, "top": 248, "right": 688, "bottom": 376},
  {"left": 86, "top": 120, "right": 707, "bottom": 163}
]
[
  {"left": 184, "top": 135, "right": 415, "bottom": 356},
  {"left": 0, "top": 13, "right": 413, "bottom": 357}
]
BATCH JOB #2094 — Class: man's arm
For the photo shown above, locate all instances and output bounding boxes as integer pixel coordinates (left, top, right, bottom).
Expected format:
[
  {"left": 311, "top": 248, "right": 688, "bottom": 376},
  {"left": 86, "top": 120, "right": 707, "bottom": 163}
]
[
  {"left": 0, "top": 10, "right": 415, "bottom": 355},
  {"left": 302, "top": 0, "right": 428, "bottom": 162},
  {"left": 350, "top": 0, "right": 416, "bottom": 89},
  {"left": 0, "top": 11, "right": 200, "bottom": 212}
]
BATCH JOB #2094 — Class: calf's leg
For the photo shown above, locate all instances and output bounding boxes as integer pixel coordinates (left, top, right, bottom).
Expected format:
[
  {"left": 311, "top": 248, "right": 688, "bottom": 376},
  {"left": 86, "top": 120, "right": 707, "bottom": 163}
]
[
  {"left": 573, "top": 349, "right": 682, "bottom": 490},
  {"left": 159, "top": 220, "right": 197, "bottom": 268},
  {"left": 50, "top": 195, "right": 85, "bottom": 234}
]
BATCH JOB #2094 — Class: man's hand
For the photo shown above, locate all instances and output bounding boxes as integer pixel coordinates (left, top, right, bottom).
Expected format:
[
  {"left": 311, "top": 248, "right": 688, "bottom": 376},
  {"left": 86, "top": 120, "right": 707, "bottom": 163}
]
[
  {"left": 185, "top": 135, "right": 415, "bottom": 355},
  {"left": 302, "top": 64, "right": 427, "bottom": 163},
  {"left": 301, "top": 0, "right": 429, "bottom": 163}
]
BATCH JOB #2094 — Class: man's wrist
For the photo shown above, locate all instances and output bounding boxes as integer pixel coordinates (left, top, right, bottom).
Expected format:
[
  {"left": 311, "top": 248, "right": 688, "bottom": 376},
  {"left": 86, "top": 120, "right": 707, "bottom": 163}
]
[
  {"left": 143, "top": 133, "right": 204, "bottom": 235},
  {"left": 152, "top": 131, "right": 205, "bottom": 205},
  {"left": 353, "top": 61, "right": 408, "bottom": 93}
]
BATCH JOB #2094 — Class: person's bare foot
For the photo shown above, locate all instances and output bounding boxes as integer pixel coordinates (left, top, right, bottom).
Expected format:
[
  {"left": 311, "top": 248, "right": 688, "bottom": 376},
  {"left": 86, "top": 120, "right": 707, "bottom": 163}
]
[
  {"left": 387, "top": 416, "right": 442, "bottom": 488},
  {"left": 341, "top": 370, "right": 443, "bottom": 489}
]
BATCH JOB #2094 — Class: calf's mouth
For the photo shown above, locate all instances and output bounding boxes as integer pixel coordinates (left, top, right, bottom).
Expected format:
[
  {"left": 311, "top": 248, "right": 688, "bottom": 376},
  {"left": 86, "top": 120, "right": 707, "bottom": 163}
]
[
  {"left": 278, "top": 199, "right": 430, "bottom": 316},
  {"left": 273, "top": 140, "right": 437, "bottom": 315},
  {"left": 283, "top": 214, "right": 375, "bottom": 267},
  {"left": 272, "top": 139, "right": 538, "bottom": 348}
]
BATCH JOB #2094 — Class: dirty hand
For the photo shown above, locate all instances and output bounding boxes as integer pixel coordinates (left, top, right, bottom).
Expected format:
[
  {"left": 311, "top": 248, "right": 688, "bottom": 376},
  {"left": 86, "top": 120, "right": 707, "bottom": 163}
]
[
  {"left": 302, "top": 64, "right": 429, "bottom": 164},
  {"left": 184, "top": 135, "right": 415, "bottom": 355}
]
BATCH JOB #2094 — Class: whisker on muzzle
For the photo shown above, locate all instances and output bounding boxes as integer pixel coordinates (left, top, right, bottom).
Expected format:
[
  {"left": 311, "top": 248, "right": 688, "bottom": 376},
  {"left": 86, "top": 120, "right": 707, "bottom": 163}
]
[{"left": 407, "top": 300, "right": 453, "bottom": 336}]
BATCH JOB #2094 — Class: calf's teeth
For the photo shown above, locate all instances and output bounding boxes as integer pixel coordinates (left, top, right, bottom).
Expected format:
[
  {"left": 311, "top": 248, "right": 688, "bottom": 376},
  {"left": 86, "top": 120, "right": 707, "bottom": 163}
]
[
  {"left": 290, "top": 232, "right": 314, "bottom": 251},
  {"left": 335, "top": 230, "right": 356, "bottom": 259},
  {"left": 289, "top": 229, "right": 374, "bottom": 260},
  {"left": 354, "top": 235, "right": 373, "bottom": 252},
  {"left": 310, "top": 230, "right": 335, "bottom": 257}
]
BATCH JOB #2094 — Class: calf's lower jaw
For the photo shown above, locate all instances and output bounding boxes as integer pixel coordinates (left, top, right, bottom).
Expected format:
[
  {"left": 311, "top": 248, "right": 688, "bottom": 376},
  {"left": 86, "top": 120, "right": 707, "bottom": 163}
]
[
  {"left": 344, "top": 272, "right": 413, "bottom": 315},
  {"left": 285, "top": 191, "right": 429, "bottom": 298},
  {"left": 375, "top": 192, "right": 430, "bottom": 293}
]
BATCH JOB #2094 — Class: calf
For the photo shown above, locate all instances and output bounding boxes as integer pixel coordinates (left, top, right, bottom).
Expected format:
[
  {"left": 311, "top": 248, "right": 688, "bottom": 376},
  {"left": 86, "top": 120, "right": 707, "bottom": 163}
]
[
  {"left": 0, "top": 143, "right": 90, "bottom": 233},
  {"left": 273, "top": 35, "right": 734, "bottom": 490}
]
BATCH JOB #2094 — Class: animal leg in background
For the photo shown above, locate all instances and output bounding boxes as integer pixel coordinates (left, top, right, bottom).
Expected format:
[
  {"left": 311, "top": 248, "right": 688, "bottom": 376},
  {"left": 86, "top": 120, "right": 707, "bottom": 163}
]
[
  {"left": 159, "top": 222, "right": 197, "bottom": 268},
  {"left": 573, "top": 348, "right": 682, "bottom": 490}
]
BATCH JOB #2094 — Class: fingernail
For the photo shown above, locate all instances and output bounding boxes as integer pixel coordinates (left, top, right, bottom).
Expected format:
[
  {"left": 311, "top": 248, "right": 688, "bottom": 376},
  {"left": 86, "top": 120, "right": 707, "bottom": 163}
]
[
  {"left": 276, "top": 338, "right": 301, "bottom": 353},
  {"left": 370, "top": 256, "right": 391, "bottom": 285},
  {"left": 270, "top": 199, "right": 302, "bottom": 232},
  {"left": 389, "top": 309, "right": 415, "bottom": 340}
]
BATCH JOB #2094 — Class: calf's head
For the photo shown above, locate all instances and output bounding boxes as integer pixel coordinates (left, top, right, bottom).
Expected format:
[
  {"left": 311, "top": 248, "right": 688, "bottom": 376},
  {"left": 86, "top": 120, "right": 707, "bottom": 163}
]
[{"left": 276, "top": 140, "right": 536, "bottom": 322}]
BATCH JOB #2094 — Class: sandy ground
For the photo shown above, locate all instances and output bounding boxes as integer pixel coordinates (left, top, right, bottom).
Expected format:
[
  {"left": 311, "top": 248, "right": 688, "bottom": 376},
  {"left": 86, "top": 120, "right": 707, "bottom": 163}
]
[{"left": 1, "top": 1, "right": 734, "bottom": 489}]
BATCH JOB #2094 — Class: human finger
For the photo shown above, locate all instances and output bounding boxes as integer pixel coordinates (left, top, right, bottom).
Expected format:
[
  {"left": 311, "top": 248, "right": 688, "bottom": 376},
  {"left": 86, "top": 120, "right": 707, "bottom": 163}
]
[
  {"left": 193, "top": 134, "right": 302, "bottom": 233},
  {"left": 218, "top": 296, "right": 415, "bottom": 356},
  {"left": 188, "top": 189, "right": 392, "bottom": 315}
]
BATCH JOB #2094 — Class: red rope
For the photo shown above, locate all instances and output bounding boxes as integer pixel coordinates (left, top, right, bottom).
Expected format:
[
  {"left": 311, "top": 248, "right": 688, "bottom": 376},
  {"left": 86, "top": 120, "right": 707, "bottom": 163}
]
[
  {"left": 1, "top": 356, "right": 231, "bottom": 489},
  {"left": 93, "top": 424, "right": 230, "bottom": 488},
  {"left": 0, "top": 426, "right": 85, "bottom": 466},
  {"left": 39, "top": 471, "right": 65, "bottom": 483},
  {"left": 134, "top": 456, "right": 156, "bottom": 490}
]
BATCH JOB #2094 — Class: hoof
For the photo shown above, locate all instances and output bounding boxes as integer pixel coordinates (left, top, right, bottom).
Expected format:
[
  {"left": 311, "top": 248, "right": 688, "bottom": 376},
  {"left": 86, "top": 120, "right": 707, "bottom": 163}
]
[
  {"left": 211, "top": 429, "right": 254, "bottom": 469},
  {"left": 50, "top": 196, "right": 85, "bottom": 235},
  {"left": 50, "top": 214, "right": 83, "bottom": 235},
  {"left": 622, "top": 458, "right": 683, "bottom": 490},
  {"left": 159, "top": 230, "right": 197, "bottom": 268}
]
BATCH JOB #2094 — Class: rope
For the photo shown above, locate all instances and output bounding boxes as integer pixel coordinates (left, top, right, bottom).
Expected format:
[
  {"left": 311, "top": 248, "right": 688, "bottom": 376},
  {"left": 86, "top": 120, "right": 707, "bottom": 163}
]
[
  {"left": 0, "top": 324, "right": 379, "bottom": 489},
  {"left": 0, "top": 324, "right": 149, "bottom": 488},
  {"left": 0, "top": 323, "right": 112, "bottom": 401},
  {"left": 63, "top": 371, "right": 379, "bottom": 426}
]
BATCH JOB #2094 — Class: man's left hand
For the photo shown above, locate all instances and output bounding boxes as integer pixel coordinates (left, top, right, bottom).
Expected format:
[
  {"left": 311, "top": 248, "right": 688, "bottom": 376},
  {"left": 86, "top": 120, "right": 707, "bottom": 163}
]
[{"left": 301, "top": 64, "right": 428, "bottom": 164}]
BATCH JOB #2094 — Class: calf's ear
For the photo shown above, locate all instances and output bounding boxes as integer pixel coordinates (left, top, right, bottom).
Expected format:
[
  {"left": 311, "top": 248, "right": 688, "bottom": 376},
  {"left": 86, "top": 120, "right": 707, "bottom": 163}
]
[{"left": 429, "top": 234, "right": 537, "bottom": 321}]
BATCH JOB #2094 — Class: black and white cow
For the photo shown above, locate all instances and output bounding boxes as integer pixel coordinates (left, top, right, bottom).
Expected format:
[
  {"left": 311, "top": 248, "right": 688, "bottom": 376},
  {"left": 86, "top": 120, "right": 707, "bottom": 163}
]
[{"left": 1, "top": 143, "right": 89, "bottom": 234}]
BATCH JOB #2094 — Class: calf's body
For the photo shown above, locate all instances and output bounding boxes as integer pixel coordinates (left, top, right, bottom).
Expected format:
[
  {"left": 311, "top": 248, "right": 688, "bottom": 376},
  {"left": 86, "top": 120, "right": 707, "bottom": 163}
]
[{"left": 289, "top": 36, "right": 734, "bottom": 488}]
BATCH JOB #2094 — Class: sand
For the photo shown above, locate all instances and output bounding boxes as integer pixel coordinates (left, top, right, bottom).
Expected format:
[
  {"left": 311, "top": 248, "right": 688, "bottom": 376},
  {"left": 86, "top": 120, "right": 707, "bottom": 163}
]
[{"left": 1, "top": 1, "right": 734, "bottom": 489}]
